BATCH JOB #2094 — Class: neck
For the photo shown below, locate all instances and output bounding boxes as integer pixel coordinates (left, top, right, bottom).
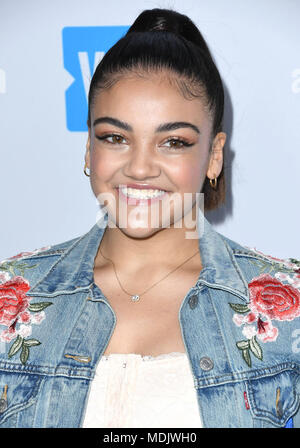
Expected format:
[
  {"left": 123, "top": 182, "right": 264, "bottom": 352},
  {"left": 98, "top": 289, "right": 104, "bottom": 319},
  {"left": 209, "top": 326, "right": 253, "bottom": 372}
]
[{"left": 95, "top": 207, "right": 202, "bottom": 273}]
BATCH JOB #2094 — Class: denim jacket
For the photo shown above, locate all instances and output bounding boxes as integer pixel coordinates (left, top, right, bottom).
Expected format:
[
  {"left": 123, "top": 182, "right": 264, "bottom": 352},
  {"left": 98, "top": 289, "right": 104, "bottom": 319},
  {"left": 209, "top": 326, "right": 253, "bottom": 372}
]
[{"left": 0, "top": 211, "right": 299, "bottom": 428}]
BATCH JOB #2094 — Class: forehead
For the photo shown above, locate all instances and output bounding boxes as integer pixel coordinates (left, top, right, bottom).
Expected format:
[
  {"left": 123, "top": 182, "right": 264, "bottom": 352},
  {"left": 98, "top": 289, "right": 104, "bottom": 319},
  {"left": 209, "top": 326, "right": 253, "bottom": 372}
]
[{"left": 91, "top": 71, "right": 211, "bottom": 125}]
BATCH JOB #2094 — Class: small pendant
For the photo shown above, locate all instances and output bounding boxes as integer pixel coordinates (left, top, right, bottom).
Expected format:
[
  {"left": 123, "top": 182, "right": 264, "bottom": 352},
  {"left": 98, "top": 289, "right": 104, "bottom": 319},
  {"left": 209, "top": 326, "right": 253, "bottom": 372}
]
[{"left": 131, "top": 295, "right": 140, "bottom": 302}]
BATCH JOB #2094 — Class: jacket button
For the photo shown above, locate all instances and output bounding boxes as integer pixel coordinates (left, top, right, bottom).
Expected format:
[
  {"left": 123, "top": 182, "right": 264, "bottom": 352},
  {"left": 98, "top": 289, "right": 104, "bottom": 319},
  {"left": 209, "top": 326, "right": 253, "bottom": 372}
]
[
  {"left": 188, "top": 294, "right": 198, "bottom": 309},
  {"left": 199, "top": 356, "right": 214, "bottom": 371}
]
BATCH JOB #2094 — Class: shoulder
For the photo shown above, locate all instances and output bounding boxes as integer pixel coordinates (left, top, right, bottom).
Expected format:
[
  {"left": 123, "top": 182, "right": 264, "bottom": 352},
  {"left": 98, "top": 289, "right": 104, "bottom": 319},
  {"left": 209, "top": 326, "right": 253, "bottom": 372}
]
[
  {"left": 0, "top": 234, "right": 81, "bottom": 286},
  {"left": 1, "top": 233, "right": 81, "bottom": 262},
  {"left": 220, "top": 233, "right": 300, "bottom": 289},
  {"left": 220, "top": 233, "right": 300, "bottom": 328},
  {"left": 221, "top": 232, "right": 299, "bottom": 265}
]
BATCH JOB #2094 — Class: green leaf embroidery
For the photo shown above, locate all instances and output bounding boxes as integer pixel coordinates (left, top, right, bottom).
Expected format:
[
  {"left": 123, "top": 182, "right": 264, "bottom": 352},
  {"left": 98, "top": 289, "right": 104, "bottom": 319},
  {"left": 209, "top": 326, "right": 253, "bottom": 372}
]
[
  {"left": 7, "top": 265, "right": 15, "bottom": 276},
  {"left": 249, "top": 336, "right": 263, "bottom": 360},
  {"left": 28, "top": 302, "right": 52, "bottom": 312},
  {"left": 20, "top": 263, "right": 38, "bottom": 269},
  {"left": 0, "top": 264, "right": 9, "bottom": 272},
  {"left": 242, "top": 348, "right": 251, "bottom": 367},
  {"left": 289, "top": 258, "right": 300, "bottom": 266},
  {"left": 0, "top": 261, "right": 38, "bottom": 277},
  {"left": 249, "top": 259, "right": 269, "bottom": 273},
  {"left": 229, "top": 303, "right": 250, "bottom": 314},
  {"left": 249, "top": 257, "right": 298, "bottom": 275},
  {"left": 23, "top": 339, "right": 41, "bottom": 347},
  {"left": 15, "top": 263, "right": 38, "bottom": 277},
  {"left": 236, "top": 340, "right": 250, "bottom": 350},
  {"left": 236, "top": 340, "right": 253, "bottom": 367},
  {"left": 8, "top": 335, "right": 23, "bottom": 358},
  {"left": 230, "top": 289, "right": 266, "bottom": 367},
  {"left": 2, "top": 257, "right": 51, "bottom": 365},
  {"left": 8, "top": 337, "right": 42, "bottom": 365},
  {"left": 20, "top": 344, "right": 30, "bottom": 365}
]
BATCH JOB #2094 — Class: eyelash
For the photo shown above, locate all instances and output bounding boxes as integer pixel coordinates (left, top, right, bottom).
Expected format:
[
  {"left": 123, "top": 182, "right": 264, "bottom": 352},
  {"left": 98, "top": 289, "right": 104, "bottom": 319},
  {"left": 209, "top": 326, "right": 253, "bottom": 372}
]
[{"left": 96, "top": 133, "right": 194, "bottom": 150}]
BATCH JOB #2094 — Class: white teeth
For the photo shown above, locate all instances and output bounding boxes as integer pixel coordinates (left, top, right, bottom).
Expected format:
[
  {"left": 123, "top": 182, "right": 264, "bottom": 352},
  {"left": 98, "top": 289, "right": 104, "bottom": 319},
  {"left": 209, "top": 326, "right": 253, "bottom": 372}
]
[{"left": 120, "top": 187, "right": 166, "bottom": 199}]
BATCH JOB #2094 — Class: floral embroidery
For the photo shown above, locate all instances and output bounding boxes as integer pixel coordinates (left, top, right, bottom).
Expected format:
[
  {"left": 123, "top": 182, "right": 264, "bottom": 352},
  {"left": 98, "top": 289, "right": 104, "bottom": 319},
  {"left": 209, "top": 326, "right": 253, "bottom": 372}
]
[
  {"left": 0, "top": 271, "right": 10, "bottom": 284},
  {"left": 230, "top": 251, "right": 300, "bottom": 368},
  {"left": 246, "top": 247, "right": 300, "bottom": 289},
  {"left": 0, "top": 247, "right": 52, "bottom": 365},
  {"left": 0, "top": 246, "right": 51, "bottom": 263}
]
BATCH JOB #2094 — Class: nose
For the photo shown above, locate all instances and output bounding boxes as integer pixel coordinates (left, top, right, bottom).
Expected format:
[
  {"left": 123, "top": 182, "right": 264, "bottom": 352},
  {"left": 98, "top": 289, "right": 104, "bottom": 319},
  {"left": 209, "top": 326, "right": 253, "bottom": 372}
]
[{"left": 122, "top": 144, "right": 161, "bottom": 179}]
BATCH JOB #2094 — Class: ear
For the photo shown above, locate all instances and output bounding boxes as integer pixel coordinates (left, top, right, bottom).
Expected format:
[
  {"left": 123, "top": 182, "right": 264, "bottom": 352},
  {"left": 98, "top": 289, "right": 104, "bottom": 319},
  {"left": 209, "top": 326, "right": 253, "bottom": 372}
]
[
  {"left": 85, "top": 126, "right": 91, "bottom": 168},
  {"left": 206, "top": 132, "right": 226, "bottom": 180}
]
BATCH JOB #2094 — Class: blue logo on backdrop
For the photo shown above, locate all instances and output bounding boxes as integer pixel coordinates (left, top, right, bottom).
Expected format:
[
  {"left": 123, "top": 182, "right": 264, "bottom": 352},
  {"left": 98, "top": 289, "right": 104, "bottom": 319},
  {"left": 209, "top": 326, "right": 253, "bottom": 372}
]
[{"left": 62, "top": 26, "right": 129, "bottom": 132}]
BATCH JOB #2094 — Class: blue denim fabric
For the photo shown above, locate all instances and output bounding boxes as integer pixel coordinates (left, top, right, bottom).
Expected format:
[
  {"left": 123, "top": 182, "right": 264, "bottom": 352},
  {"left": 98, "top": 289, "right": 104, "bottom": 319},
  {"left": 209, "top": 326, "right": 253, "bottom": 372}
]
[
  {"left": 284, "top": 417, "right": 294, "bottom": 428},
  {"left": 0, "top": 211, "right": 299, "bottom": 428}
]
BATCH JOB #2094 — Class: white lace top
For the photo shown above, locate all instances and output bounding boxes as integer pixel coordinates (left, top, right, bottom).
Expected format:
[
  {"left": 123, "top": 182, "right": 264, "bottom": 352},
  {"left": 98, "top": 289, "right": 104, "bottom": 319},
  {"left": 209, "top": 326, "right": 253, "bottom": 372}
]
[{"left": 82, "top": 351, "right": 203, "bottom": 428}]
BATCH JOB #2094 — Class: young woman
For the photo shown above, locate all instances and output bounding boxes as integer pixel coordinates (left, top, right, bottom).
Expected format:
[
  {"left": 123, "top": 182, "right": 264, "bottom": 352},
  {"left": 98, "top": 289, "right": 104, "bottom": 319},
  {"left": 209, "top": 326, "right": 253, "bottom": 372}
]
[{"left": 0, "top": 8, "right": 299, "bottom": 429}]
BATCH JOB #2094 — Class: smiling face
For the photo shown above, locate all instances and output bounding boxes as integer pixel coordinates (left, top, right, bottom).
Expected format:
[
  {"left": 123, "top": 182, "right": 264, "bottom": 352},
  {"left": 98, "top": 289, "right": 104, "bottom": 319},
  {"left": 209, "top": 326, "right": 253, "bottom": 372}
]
[{"left": 85, "top": 71, "right": 226, "bottom": 239}]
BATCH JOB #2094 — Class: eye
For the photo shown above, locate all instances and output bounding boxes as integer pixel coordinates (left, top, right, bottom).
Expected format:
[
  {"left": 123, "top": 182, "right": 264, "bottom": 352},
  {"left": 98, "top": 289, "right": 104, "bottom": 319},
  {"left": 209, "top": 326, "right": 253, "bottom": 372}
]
[
  {"left": 161, "top": 138, "right": 194, "bottom": 150},
  {"left": 96, "top": 133, "right": 126, "bottom": 145}
]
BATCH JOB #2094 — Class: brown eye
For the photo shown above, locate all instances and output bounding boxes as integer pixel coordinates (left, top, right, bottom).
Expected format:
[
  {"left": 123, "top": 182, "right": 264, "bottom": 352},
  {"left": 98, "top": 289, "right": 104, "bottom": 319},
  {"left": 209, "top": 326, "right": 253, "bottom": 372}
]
[
  {"left": 162, "top": 138, "right": 194, "bottom": 150},
  {"left": 169, "top": 139, "right": 183, "bottom": 148},
  {"left": 96, "top": 134, "right": 126, "bottom": 145},
  {"left": 111, "top": 135, "right": 124, "bottom": 144}
]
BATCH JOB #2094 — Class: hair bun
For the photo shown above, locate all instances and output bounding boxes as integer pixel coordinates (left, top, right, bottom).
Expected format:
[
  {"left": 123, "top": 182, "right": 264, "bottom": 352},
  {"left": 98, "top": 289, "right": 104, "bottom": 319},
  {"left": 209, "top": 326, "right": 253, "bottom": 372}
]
[
  {"left": 127, "top": 8, "right": 210, "bottom": 53},
  {"left": 128, "top": 8, "right": 182, "bottom": 34}
]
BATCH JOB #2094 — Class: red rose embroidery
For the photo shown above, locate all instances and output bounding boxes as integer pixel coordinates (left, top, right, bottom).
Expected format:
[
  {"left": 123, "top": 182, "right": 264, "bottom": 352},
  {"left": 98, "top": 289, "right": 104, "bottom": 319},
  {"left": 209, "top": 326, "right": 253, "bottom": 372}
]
[
  {"left": 249, "top": 273, "right": 300, "bottom": 321},
  {"left": 231, "top": 256, "right": 300, "bottom": 368},
  {"left": 0, "top": 258, "right": 53, "bottom": 365},
  {"left": 0, "top": 276, "right": 31, "bottom": 327}
]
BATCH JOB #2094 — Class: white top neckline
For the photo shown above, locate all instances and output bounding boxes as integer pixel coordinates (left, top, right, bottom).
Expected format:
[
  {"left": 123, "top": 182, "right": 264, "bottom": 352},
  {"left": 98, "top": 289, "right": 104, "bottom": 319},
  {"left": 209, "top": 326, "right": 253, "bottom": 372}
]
[
  {"left": 82, "top": 350, "right": 203, "bottom": 428},
  {"left": 101, "top": 351, "right": 186, "bottom": 362}
]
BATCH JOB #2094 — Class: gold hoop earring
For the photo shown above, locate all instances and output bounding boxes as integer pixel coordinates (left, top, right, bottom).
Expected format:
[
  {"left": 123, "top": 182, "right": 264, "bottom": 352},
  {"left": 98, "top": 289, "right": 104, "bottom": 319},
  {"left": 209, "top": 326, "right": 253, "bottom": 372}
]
[
  {"left": 209, "top": 177, "right": 217, "bottom": 190},
  {"left": 84, "top": 162, "right": 90, "bottom": 177}
]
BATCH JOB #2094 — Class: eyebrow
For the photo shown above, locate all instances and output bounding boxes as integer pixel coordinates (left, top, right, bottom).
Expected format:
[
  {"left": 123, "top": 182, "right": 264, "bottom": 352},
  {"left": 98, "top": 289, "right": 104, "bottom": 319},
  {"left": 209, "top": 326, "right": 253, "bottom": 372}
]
[{"left": 93, "top": 116, "right": 200, "bottom": 134}]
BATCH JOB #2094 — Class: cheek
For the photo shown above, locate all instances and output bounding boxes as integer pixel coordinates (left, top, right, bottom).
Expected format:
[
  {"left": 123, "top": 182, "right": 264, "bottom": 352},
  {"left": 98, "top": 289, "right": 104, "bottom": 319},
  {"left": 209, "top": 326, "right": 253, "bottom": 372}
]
[
  {"left": 171, "top": 157, "right": 207, "bottom": 191},
  {"left": 90, "top": 148, "right": 119, "bottom": 180}
]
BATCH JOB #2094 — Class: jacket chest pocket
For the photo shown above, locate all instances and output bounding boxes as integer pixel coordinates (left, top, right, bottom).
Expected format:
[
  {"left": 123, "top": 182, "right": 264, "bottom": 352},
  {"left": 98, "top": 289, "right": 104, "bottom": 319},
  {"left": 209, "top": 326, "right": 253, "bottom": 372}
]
[
  {"left": 0, "top": 371, "right": 44, "bottom": 427},
  {"left": 246, "top": 367, "right": 300, "bottom": 427}
]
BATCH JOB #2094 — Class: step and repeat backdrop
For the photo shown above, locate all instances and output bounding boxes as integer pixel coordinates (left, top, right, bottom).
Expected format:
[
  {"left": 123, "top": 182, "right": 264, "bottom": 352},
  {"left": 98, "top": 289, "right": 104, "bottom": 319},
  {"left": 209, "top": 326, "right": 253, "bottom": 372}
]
[{"left": 0, "top": 0, "right": 299, "bottom": 259}]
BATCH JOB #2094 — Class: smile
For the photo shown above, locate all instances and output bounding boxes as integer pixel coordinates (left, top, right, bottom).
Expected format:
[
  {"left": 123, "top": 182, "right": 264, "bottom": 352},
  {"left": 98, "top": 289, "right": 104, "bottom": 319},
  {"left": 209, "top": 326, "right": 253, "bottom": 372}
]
[
  {"left": 121, "top": 186, "right": 166, "bottom": 199},
  {"left": 116, "top": 187, "right": 169, "bottom": 205}
]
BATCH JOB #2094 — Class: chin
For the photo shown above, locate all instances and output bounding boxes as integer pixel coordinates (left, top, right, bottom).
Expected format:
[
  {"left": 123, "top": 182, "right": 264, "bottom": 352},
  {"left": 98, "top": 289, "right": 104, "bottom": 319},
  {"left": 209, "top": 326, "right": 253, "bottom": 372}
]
[
  {"left": 105, "top": 203, "right": 179, "bottom": 236},
  {"left": 118, "top": 224, "right": 164, "bottom": 240}
]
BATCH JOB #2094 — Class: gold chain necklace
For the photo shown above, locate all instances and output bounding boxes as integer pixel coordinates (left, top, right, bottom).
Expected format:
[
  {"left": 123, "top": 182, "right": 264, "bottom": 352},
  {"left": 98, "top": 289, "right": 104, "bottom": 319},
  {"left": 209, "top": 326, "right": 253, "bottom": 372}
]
[{"left": 99, "top": 246, "right": 200, "bottom": 302}]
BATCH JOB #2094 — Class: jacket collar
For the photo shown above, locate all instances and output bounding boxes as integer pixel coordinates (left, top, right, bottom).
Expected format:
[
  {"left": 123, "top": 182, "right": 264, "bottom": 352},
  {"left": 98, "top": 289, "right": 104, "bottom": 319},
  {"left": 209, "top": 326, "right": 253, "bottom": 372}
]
[{"left": 28, "top": 210, "right": 249, "bottom": 298}]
